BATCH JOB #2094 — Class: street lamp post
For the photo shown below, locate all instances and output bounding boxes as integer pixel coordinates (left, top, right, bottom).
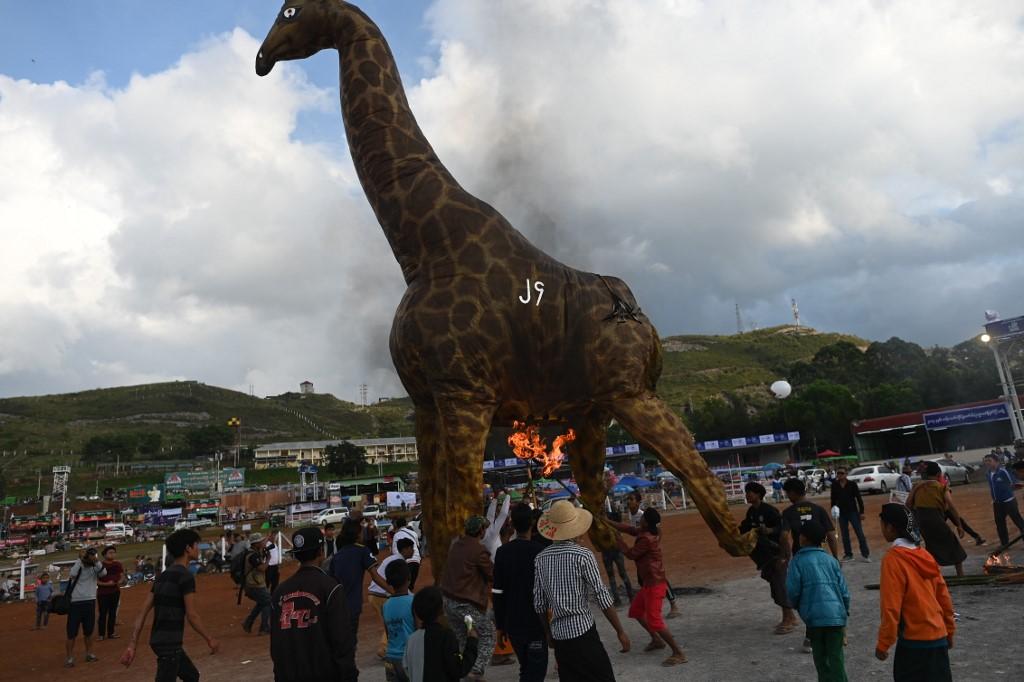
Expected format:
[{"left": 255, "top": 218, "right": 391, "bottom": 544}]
[{"left": 981, "top": 317, "right": 1024, "bottom": 442}]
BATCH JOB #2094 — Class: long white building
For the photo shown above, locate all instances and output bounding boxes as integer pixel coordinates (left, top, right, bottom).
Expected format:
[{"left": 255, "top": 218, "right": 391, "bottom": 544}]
[{"left": 253, "top": 437, "right": 418, "bottom": 469}]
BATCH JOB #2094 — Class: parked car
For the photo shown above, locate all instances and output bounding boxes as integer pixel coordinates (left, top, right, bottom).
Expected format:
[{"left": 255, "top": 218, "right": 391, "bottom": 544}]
[
  {"left": 314, "top": 507, "right": 350, "bottom": 525},
  {"left": 173, "top": 518, "right": 214, "bottom": 531},
  {"left": 361, "top": 504, "right": 383, "bottom": 520},
  {"left": 922, "top": 457, "right": 972, "bottom": 485},
  {"left": 103, "top": 523, "right": 135, "bottom": 539},
  {"left": 846, "top": 465, "right": 901, "bottom": 494},
  {"left": 799, "top": 468, "right": 828, "bottom": 485}
]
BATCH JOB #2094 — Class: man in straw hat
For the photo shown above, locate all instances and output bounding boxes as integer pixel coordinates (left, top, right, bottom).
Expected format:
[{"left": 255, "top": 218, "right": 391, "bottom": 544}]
[{"left": 534, "top": 500, "right": 631, "bottom": 681}]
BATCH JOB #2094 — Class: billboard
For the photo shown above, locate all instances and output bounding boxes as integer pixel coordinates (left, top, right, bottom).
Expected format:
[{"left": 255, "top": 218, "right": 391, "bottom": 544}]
[
  {"left": 164, "top": 468, "right": 245, "bottom": 491},
  {"left": 923, "top": 403, "right": 1009, "bottom": 430},
  {"left": 695, "top": 432, "right": 800, "bottom": 452},
  {"left": 73, "top": 509, "right": 115, "bottom": 524},
  {"left": 985, "top": 315, "right": 1024, "bottom": 341},
  {"left": 386, "top": 491, "right": 417, "bottom": 509},
  {"left": 188, "top": 498, "right": 221, "bottom": 518}
]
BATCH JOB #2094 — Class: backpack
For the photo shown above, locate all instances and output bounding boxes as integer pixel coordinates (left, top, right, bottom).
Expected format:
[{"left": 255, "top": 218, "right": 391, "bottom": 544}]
[{"left": 229, "top": 550, "right": 248, "bottom": 585}]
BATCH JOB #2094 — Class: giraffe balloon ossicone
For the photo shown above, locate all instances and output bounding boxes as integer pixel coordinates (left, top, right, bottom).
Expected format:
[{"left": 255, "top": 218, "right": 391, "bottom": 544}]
[{"left": 256, "top": 0, "right": 755, "bottom": 579}]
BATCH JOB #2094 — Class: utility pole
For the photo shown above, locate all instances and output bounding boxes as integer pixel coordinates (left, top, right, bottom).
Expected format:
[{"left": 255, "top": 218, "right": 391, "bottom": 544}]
[{"left": 36, "top": 470, "right": 41, "bottom": 500}]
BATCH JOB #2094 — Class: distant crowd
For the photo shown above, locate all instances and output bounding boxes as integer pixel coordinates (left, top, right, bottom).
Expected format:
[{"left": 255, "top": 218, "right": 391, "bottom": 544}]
[{"left": 24, "top": 452, "right": 1024, "bottom": 681}]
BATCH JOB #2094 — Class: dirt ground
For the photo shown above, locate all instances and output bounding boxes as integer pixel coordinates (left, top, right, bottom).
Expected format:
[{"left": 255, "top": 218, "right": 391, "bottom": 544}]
[{"left": 2, "top": 480, "right": 1021, "bottom": 681}]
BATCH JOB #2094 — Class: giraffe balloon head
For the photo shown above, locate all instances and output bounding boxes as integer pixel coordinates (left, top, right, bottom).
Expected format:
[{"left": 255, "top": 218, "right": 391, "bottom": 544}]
[{"left": 256, "top": 0, "right": 337, "bottom": 76}]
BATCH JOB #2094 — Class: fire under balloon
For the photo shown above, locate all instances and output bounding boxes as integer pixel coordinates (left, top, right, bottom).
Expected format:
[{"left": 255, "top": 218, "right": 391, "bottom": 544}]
[{"left": 508, "top": 421, "right": 576, "bottom": 477}]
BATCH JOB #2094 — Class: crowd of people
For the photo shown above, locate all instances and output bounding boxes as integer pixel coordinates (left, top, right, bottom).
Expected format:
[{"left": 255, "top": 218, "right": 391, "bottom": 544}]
[{"left": 23, "top": 451, "right": 1024, "bottom": 681}]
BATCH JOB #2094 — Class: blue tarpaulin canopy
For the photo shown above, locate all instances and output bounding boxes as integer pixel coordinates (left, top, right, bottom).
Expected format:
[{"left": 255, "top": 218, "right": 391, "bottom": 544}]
[
  {"left": 611, "top": 484, "right": 635, "bottom": 495},
  {"left": 617, "top": 475, "right": 656, "bottom": 488},
  {"left": 762, "top": 462, "right": 785, "bottom": 471}
]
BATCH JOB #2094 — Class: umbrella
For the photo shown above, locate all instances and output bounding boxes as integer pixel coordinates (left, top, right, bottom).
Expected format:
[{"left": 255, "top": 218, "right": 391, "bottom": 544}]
[
  {"left": 656, "top": 471, "right": 678, "bottom": 479},
  {"left": 611, "top": 484, "right": 635, "bottom": 495},
  {"left": 618, "top": 475, "right": 656, "bottom": 488},
  {"left": 816, "top": 449, "right": 842, "bottom": 458},
  {"left": 762, "top": 462, "right": 785, "bottom": 471}
]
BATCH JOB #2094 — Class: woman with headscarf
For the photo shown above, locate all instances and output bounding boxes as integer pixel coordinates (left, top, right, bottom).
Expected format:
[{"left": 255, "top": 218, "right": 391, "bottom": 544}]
[
  {"left": 906, "top": 461, "right": 967, "bottom": 577},
  {"left": 874, "top": 503, "right": 955, "bottom": 682}
]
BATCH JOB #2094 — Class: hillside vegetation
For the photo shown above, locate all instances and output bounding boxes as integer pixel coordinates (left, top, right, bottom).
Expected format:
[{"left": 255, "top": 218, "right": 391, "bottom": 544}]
[
  {"left": 657, "top": 325, "right": 866, "bottom": 410},
  {"left": 0, "top": 381, "right": 413, "bottom": 467},
  {"left": 2, "top": 323, "right": 1013, "bottom": 494}
]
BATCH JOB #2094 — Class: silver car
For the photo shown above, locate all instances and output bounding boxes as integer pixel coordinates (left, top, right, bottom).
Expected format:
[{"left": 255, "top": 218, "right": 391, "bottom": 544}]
[{"left": 923, "top": 457, "right": 972, "bottom": 485}]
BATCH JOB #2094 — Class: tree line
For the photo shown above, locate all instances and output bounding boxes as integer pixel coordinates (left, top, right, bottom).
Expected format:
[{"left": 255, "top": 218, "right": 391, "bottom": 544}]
[{"left": 678, "top": 337, "right": 1002, "bottom": 455}]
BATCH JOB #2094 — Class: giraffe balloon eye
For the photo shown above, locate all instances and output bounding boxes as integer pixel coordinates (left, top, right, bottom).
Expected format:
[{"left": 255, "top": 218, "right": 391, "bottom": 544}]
[{"left": 282, "top": 7, "right": 299, "bottom": 19}]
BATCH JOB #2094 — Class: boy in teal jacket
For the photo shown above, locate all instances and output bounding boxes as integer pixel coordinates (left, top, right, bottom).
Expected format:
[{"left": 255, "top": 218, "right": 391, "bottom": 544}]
[{"left": 787, "top": 519, "right": 850, "bottom": 682}]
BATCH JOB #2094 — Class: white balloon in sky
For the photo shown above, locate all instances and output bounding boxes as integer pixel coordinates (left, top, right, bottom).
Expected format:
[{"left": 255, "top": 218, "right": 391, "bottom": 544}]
[{"left": 770, "top": 380, "right": 792, "bottom": 399}]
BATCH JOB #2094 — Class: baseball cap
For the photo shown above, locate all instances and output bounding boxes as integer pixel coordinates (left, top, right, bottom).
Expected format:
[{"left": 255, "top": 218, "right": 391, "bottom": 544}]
[
  {"left": 289, "top": 527, "right": 325, "bottom": 556},
  {"left": 248, "top": 533, "right": 265, "bottom": 544},
  {"left": 464, "top": 515, "right": 488, "bottom": 536}
]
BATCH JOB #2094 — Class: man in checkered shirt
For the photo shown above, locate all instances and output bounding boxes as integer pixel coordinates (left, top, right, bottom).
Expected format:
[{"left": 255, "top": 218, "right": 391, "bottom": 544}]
[{"left": 534, "top": 500, "right": 631, "bottom": 681}]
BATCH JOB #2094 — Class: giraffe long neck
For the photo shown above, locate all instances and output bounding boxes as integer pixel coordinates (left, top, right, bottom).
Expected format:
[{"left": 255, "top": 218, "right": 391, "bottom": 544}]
[{"left": 332, "top": 3, "right": 466, "bottom": 282}]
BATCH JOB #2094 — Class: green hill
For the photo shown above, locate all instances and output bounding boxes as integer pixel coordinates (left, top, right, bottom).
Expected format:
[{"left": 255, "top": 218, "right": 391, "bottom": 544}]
[
  {"left": 657, "top": 325, "right": 866, "bottom": 410},
  {"left": 0, "top": 324, "right": 857, "bottom": 466},
  {"left": 0, "top": 381, "right": 413, "bottom": 468}
]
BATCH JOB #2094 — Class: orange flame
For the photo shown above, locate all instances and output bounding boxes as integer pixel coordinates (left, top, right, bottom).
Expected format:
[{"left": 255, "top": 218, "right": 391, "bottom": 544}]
[
  {"left": 983, "top": 552, "right": 1022, "bottom": 575},
  {"left": 985, "top": 553, "right": 1012, "bottom": 569},
  {"left": 508, "top": 420, "right": 576, "bottom": 477}
]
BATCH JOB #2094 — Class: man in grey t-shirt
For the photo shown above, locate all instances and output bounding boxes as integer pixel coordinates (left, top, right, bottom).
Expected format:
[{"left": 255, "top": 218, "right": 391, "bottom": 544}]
[{"left": 65, "top": 547, "right": 107, "bottom": 668}]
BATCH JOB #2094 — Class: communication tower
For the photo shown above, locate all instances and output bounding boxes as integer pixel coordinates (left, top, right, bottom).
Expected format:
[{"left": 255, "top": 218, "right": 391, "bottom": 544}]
[
  {"left": 791, "top": 298, "right": 801, "bottom": 328},
  {"left": 359, "top": 384, "right": 368, "bottom": 407},
  {"left": 735, "top": 303, "right": 743, "bottom": 334}
]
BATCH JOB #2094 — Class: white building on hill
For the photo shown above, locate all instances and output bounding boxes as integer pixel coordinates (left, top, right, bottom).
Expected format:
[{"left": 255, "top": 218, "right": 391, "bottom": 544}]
[{"left": 253, "top": 437, "right": 417, "bottom": 469}]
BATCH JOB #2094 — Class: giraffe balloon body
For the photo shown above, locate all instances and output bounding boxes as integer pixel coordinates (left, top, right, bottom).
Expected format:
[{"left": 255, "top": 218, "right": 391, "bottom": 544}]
[{"left": 256, "top": 0, "right": 755, "bottom": 579}]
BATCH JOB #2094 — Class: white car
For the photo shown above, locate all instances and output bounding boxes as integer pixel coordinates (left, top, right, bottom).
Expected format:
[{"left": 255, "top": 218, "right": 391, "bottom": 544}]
[
  {"left": 173, "top": 518, "right": 214, "bottom": 530},
  {"left": 314, "top": 507, "right": 350, "bottom": 525},
  {"left": 846, "top": 465, "right": 901, "bottom": 494},
  {"left": 103, "top": 523, "right": 134, "bottom": 539},
  {"left": 800, "top": 468, "right": 828, "bottom": 485},
  {"left": 361, "top": 504, "right": 383, "bottom": 520},
  {"left": 922, "top": 457, "right": 972, "bottom": 485}
]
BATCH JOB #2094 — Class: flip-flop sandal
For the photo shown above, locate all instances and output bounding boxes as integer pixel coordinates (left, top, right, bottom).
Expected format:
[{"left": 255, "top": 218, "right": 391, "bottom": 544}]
[
  {"left": 662, "top": 654, "right": 688, "bottom": 666},
  {"left": 644, "top": 641, "right": 667, "bottom": 652},
  {"left": 774, "top": 624, "right": 796, "bottom": 635}
]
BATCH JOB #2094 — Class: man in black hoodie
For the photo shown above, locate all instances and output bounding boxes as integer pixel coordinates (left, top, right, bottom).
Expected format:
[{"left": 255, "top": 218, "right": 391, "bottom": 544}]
[{"left": 270, "top": 527, "right": 357, "bottom": 681}]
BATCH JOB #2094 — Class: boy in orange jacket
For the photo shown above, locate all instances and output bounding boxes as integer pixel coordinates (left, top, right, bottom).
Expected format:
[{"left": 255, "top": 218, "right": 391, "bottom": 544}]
[{"left": 874, "top": 503, "right": 954, "bottom": 681}]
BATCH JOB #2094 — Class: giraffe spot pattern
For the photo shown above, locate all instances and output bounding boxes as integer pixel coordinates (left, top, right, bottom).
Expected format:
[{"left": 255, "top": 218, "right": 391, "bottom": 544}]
[{"left": 255, "top": 0, "right": 756, "bottom": 577}]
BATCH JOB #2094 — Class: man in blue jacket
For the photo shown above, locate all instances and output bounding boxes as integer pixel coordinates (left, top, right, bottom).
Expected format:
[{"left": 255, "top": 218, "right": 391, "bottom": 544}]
[
  {"left": 984, "top": 454, "right": 1024, "bottom": 548},
  {"left": 786, "top": 519, "right": 850, "bottom": 682}
]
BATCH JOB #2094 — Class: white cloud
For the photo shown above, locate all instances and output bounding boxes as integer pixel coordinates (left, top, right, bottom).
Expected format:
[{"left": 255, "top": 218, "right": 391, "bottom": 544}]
[
  {"left": 412, "top": 0, "right": 1024, "bottom": 342},
  {"left": 0, "top": 29, "right": 405, "bottom": 399},
  {"left": 2, "top": 2, "right": 1024, "bottom": 400}
]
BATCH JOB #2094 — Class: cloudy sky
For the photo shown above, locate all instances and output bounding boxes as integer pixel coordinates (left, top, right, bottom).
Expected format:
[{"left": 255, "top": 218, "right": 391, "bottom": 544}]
[{"left": 1, "top": 1, "right": 1023, "bottom": 402}]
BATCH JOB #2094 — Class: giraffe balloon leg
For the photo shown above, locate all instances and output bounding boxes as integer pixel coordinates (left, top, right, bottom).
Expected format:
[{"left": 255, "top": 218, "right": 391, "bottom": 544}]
[
  {"left": 568, "top": 413, "right": 618, "bottom": 550},
  {"left": 610, "top": 393, "right": 756, "bottom": 557},
  {"left": 424, "top": 400, "right": 495, "bottom": 581}
]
